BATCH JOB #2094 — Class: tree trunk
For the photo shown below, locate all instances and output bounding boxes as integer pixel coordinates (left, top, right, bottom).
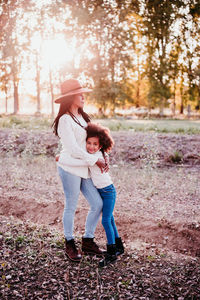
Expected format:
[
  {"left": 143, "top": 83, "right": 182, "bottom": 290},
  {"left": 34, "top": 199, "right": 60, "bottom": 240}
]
[
  {"left": 13, "top": 81, "right": 19, "bottom": 114},
  {"left": 136, "top": 51, "right": 140, "bottom": 108},
  {"left": 180, "top": 101, "right": 184, "bottom": 114},
  {"left": 159, "top": 98, "right": 164, "bottom": 116},
  {"left": 172, "top": 79, "right": 176, "bottom": 116},
  {"left": 110, "top": 52, "right": 115, "bottom": 116},
  {"left": 5, "top": 93, "right": 8, "bottom": 114},
  {"left": 12, "top": 57, "right": 19, "bottom": 114},
  {"left": 136, "top": 85, "right": 140, "bottom": 108},
  {"left": 49, "top": 68, "right": 54, "bottom": 117},
  {"left": 187, "top": 104, "right": 191, "bottom": 119},
  {"left": 4, "top": 85, "right": 8, "bottom": 114},
  {"left": 180, "top": 71, "right": 184, "bottom": 114},
  {"left": 35, "top": 54, "right": 41, "bottom": 115}
]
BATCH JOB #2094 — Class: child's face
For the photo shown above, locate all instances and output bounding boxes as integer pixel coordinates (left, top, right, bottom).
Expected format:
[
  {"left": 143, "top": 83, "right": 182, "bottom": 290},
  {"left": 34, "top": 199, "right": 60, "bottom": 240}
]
[{"left": 86, "top": 137, "right": 101, "bottom": 154}]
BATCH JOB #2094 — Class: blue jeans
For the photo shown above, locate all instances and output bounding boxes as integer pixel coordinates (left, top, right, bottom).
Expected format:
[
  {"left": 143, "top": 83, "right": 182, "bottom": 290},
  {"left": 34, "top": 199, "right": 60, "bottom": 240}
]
[
  {"left": 98, "top": 184, "right": 119, "bottom": 245},
  {"left": 58, "top": 167, "right": 103, "bottom": 240}
]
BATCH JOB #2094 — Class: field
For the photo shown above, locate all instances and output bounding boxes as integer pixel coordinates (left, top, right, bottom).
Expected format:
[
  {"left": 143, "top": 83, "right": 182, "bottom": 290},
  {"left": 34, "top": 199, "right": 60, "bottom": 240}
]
[
  {"left": 0, "top": 116, "right": 200, "bottom": 299},
  {"left": 1, "top": 115, "right": 200, "bottom": 133}
]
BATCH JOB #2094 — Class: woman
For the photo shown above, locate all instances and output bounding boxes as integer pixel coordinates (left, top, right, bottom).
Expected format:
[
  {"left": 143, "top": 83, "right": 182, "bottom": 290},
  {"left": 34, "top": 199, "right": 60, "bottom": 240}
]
[{"left": 52, "top": 79, "right": 107, "bottom": 262}]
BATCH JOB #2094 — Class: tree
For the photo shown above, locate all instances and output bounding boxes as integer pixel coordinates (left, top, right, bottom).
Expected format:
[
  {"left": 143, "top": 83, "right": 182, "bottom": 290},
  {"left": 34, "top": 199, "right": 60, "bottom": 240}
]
[
  {"left": 65, "top": 0, "right": 137, "bottom": 115},
  {"left": 0, "top": 0, "right": 199, "bottom": 116},
  {"left": 140, "top": 0, "right": 186, "bottom": 115},
  {"left": 0, "top": 62, "right": 11, "bottom": 113},
  {"left": 0, "top": 0, "right": 30, "bottom": 114},
  {"left": 169, "top": 41, "right": 182, "bottom": 115},
  {"left": 189, "top": 0, "right": 200, "bottom": 111},
  {"left": 126, "top": 11, "right": 148, "bottom": 108},
  {"left": 174, "top": 0, "right": 200, "bottom": 114}
]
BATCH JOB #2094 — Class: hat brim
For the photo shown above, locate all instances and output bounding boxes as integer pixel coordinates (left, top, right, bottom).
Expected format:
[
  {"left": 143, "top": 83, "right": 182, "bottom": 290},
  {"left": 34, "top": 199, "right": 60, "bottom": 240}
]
[{"left": 54, "top": 87, "right": 92, "bottom": 103}]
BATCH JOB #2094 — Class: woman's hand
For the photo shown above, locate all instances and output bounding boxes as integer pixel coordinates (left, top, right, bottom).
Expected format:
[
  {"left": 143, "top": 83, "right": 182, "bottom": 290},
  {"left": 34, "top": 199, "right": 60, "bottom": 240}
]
[{"left": 96, "top": 158, "right": 106, "bottom": 173}]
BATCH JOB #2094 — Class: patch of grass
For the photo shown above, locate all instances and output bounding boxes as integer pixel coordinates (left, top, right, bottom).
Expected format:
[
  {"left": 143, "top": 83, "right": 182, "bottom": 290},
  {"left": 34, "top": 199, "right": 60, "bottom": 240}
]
[
  {"left": 147, "top": 255, "right": 156, "bottom": 261},
  {"left": 50, "top": 238, "right": 65, "bottom": 249},
  {"left": 121, "top": 279, "right": 131, "bottom": 287},
  {"left": 169, "top": 151, "right": 183, "bottom": 163},
  {"left": 5, "top": 236, "right": 14, "bottom": 245},
  {"left": 0, "top": 115, "right": 200, "bottom": 133},
  {"left": 15, "top": 235, "right": 26, "bottom": 244},
  {"left": 97, "top": 119, "right": 200, "bottom": 134},
  {"left": 0, "top": 115, "right": 53, "bottom": 130}
]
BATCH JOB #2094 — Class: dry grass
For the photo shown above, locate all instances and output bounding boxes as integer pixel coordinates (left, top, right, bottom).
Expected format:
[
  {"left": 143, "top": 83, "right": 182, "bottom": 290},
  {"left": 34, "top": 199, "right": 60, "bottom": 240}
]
[{"left": 0, "top": 155, "right": 199, "bottom": 257}]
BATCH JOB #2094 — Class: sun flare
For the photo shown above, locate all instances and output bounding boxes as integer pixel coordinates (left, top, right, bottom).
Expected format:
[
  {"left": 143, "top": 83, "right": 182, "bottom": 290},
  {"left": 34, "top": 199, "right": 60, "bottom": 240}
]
[
  {"left": 42, "top": 37, "right": 75, "bottom": 68},
  {"left": 31, "top": 34, "right": 75, "bottom": 69}
]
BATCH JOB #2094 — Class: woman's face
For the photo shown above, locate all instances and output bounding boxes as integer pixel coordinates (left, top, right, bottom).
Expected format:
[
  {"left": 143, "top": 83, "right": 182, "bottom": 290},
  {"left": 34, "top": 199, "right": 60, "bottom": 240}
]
[{"left": 73, "top": 93, "right": 85, "bottom": 109}]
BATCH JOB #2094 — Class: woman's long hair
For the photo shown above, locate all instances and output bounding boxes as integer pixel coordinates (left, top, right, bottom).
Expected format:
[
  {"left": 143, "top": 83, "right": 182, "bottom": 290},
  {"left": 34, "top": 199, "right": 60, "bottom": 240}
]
[{"left": 52, "top": 95, "right": 91, "bottom": 136}]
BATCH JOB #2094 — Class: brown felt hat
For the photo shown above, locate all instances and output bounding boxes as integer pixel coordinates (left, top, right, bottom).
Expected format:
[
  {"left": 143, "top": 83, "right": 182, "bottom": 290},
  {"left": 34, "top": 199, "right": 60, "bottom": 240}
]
[{"left": 54, "top": 79, "right": 92, "bottom": 103}]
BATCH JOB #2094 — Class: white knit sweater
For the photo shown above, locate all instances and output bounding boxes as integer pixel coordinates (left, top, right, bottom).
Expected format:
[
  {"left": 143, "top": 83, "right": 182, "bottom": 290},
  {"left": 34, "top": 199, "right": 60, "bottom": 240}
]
[
  {"left": 88, "top": 151, "right": 113, "bottom": 189},
  {"left": 57, "top": 114, "right": 98, "bottom": 178}
]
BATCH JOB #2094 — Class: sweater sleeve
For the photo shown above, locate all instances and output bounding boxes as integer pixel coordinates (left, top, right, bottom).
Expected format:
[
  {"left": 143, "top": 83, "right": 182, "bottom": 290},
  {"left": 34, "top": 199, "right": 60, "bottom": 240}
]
[
  {"left": 58, "top": 155, "right": 88, "bottom": 167},
  {"left": 58, "top": 116, "right": 98, "bottom": 166}
]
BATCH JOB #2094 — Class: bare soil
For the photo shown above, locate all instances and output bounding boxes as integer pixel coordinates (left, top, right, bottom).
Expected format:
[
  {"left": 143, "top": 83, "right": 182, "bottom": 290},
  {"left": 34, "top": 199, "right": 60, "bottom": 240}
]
[{"left": 0, "top": 129, "right": 200, "bottom": 259}]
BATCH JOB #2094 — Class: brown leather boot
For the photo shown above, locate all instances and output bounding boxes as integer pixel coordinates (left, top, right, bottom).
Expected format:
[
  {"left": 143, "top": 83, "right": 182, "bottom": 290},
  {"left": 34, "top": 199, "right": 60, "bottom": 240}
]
[
  {"left": 65, "top": 239, "right": 82, "bottom": 262},
  {"left": 82, "top": 237, "right": 103, "bottom": 255}
]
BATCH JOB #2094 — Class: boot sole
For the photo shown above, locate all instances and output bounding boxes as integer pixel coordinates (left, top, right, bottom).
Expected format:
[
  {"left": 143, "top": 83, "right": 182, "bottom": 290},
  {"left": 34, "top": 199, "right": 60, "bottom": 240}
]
[
  {"left": 82, "top": 250, "right": 104, "bottom": 256},
  {"left": 65, "top": 252, "right": 82, "bottom": 262},
  {"left": 98, "top": 257, "right": 117, "bottom": 268},
  {"left": 116, "top": 251, "right": 124, "bottom": 256}
]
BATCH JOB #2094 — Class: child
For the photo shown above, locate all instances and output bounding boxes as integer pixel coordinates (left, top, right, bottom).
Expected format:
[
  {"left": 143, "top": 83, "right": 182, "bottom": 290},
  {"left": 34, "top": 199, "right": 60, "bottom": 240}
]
[{"left": 85, "top": 123, "right": 124, "bottom": 267}]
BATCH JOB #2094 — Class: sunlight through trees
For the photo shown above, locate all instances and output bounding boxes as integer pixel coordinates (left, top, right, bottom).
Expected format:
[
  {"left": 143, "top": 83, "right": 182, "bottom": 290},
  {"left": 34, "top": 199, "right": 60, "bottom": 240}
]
[{"left": 0, "top": 0, "right": 199, "bottom": 116}]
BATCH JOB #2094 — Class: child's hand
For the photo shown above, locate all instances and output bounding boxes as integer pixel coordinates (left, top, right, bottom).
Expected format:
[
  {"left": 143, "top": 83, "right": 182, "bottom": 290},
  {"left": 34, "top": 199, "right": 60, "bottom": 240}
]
[
  {"left": 96, "top": 158, "right": 106, "bottom": 173},
  {"left": 55, "top": 155, "right": 60, "bottom": 162}
]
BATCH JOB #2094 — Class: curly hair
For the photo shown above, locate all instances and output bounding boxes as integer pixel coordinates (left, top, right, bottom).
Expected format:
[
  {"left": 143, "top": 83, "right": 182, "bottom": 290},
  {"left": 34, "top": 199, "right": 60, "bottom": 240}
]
[{"left": 85, "top": 123, "right": 114, "bottom": 153}]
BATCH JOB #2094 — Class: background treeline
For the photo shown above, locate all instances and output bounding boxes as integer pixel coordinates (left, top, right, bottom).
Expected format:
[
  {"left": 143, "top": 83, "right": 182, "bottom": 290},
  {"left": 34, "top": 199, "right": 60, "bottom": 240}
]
[{"left": 0, "top": 0, "right": 200, "bottom": 116}]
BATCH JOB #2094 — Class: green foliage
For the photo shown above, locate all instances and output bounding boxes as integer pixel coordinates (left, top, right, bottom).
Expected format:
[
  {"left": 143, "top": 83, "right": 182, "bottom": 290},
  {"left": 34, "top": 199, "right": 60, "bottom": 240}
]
[
  {"left": 139, "top": 0, "right": 182, "bottom": 111},
  {"left": 98, "top": 119, "right": 200, "bottom": 134},
  {"left": 169, "top": 151, "right": 183, "bottom": 163},
  {"left": 1, "top": 116, "right": 200, "bottom": 134},
  {"left": 69, "top": 1, "right": 135, "bottom": 114},
  {"left": 0, "top": 0, "right": 200, "bottom": 114},
  {"left": 0, "top": 115, "right": 53, "bottom": 130}
]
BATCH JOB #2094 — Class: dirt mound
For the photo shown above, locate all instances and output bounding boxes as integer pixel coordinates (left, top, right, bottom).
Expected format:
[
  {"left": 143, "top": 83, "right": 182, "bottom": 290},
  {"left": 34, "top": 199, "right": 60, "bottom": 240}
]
[
  {"left": 0, "top": 129, "right": 200, "bottom": 259},
  {"left": 1, "top": 128, "right": 200, "bottom": 166},
  {"left": 1, "top": 194, "right": 200, "bottom": 258},
  {"left": 111, "top": 131, "right": 200, "bottom": 166}
]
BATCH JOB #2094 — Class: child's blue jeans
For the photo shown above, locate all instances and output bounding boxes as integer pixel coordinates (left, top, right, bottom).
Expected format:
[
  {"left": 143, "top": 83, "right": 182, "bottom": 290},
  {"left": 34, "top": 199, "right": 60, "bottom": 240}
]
[{"left": 97, "top": 184, "right": 119, "bottom": 245}]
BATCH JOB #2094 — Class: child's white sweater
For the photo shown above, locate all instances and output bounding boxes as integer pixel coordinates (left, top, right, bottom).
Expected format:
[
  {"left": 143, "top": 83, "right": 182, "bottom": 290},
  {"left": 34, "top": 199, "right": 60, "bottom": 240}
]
[{"left": 88, "top": 151, "right": 113, "bottom": 189}]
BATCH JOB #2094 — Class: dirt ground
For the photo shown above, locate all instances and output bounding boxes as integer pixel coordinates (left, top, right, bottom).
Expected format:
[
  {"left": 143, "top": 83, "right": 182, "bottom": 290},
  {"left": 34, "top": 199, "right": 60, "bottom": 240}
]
[{"left": 0, "top": 129, "right": 200, "bottom": 259}]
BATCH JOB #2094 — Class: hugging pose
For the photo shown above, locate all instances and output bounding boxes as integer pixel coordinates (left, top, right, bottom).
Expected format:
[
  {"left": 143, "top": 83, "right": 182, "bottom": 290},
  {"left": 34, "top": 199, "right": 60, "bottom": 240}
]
[{"left": 52, "top": 79, "right": 124, "bottom": 267}]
